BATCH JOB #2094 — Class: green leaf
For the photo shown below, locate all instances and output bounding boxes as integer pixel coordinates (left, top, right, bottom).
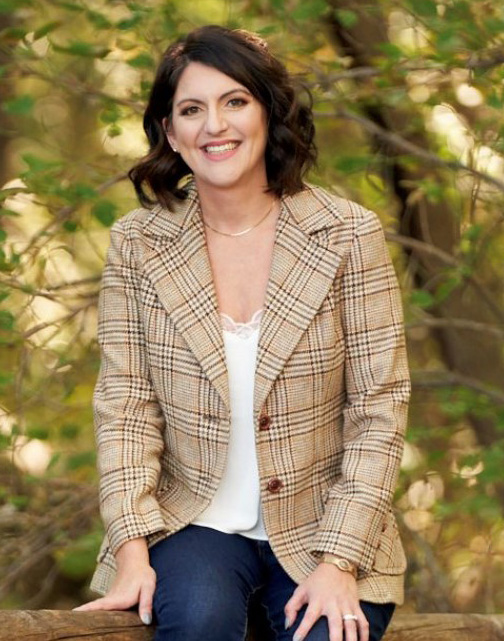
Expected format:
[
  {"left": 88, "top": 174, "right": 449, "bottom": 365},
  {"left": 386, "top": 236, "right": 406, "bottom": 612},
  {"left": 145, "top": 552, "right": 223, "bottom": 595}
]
[
  {"left": 9, "top": 495, "right": 29, "bottom": 509},
  {"left": 85, "top": 10, "right": 112, "bottom": 29},
  {"left": 22, "top": 153, "right": 62, "bottom": 173},
  {"left": 0, "top": 0, "right": 33, "bottom": 12},
  {"left": 116, "top": 14, "right": 143, "bottom": 30},
  {"left": 67, "top": 451, "right": 96, "bottom": 470},
  {"left": 377, "top": 43, "right": 403, "bottom": 63},
  {"left": 462, "top": 224, "right": 482, "bottom": 242},
  {"left": 0, "top": 208, "right": 20, "bottom": 217},
  {"left": 1, "top": 26, "right": 29, "bottom": 39},
  {"left": 128, "top": 52, "right": 155, "bottom": 68},
  {"left": 55, "top": 532, "right": 102, "bottom": 579},
  {"left": 0, "top": 309, "right": 15, "bottom": 330},
  {"left": 52, "top": 41, "right": 110, "bottom": 58},
  {"left": 63, "top": 220, "right": 78, "bottom": 232},
  {"left": 60, "top": 423, "right": 80, "bottom": 439},
  {"left": 26, "top": 426, "right": 50, "bottom": 440},
  {"left": 335, "top": 155, "right": 370, "bottom": 173},
  {"left": 410, "top": 290, "right": 435, "bottom": 308},
  {"left": 291, "top": 0, "right": 327, "bottom": 20},
  {"left": 91, "top": 200, "right": 117, "bottom": 227},
  {"left": 73, "top": 183, "right": 97, "bottom": 199},
  {"left": 3, "top": 94, "right": 35, "bottom": 116},
  {"left": 33, "top": 21, "right": 63, "bottom": 40},
  {"left": 487, "top": 91, "right": 502, "bottom": 109},
  {"left": 0, "top": 372, "right": 14, "bottom": 388},
  {"left": 410, "top": 0, "right": 438, "bottom": 17},
  {"left": 107, "top": 123, "right": 122, "bottom": 137},
  {"left": 49, "top": 0, "right": 83, "bottom": 11},
  {"left": 333, "top": 8, "right": 358, "bottom": 28},
  {"left": 100, "top": 103, "right": 121, "bottom": 124},
  {"left": 0, "top": 228, "right": 6, "bottom": 242}
]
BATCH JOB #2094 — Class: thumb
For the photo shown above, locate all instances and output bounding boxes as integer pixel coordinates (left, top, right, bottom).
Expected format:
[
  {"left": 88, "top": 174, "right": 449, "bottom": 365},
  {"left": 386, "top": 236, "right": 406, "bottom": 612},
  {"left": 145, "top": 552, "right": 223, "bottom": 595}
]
[
  {"left": 284, "top": 586, "right": 306, "bottom": 629},
  {"left": 138, "top": 581, "right": 155, "bottom": 626}
]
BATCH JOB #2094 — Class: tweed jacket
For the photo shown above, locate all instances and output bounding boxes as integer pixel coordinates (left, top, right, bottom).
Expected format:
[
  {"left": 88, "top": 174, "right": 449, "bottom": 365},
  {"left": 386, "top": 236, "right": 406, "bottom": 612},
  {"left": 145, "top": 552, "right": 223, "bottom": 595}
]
[{"left": 89, "top": 183, "right": 410, "bottom": 604}]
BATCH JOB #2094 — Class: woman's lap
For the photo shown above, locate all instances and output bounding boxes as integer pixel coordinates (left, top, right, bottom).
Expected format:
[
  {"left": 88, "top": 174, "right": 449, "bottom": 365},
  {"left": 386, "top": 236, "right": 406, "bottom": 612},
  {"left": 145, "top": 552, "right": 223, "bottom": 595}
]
[{"left": 148, "top": 525, "right": 394, "bottom": 641}]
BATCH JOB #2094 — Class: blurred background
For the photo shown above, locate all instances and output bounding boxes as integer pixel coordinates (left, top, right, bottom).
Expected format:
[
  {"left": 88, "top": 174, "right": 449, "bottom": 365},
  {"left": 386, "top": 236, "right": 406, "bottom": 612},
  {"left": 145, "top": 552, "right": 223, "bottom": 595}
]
[{"left": 1, "top": 0, "right": 503, "bottom": 614}]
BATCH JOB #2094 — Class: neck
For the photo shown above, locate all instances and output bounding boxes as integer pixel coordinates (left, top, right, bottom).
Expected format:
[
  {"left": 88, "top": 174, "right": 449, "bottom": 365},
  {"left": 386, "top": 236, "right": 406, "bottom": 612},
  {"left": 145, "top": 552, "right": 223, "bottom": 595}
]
[{"left": 195, "top": 180, "right": 276, "bottom": 234}]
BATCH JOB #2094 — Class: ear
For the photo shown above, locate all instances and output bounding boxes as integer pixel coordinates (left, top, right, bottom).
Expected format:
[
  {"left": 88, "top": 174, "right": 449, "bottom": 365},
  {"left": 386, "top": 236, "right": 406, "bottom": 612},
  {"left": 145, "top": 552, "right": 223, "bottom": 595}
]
[{"left": 162, "top": 117, "right": 177, "bottom": 151}]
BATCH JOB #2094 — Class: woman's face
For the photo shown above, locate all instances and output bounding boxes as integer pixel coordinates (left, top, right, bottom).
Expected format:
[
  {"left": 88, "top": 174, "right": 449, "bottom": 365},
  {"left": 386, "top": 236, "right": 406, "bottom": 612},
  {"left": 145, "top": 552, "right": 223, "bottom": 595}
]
[{"left": 165, "top": 62, "right": 268, "bottom": 193}]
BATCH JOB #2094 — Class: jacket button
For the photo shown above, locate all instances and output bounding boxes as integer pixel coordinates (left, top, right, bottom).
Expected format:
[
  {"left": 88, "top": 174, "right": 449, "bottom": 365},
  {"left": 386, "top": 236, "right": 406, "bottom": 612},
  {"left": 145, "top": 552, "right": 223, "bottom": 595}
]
[
  {"left": 267, "top": 478, "right": 283, "bottom": 493},
  {"left": 259, "top": 415, "right": 271, "bottom": 430}
]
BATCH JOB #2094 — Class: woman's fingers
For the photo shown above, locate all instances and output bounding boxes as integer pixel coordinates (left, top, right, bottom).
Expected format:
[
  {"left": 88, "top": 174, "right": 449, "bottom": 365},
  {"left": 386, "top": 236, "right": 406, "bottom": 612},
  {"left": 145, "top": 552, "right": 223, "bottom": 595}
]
[
  {"left": 292, "top": 603, "right": 322, "bottom": 641},
  {"left": 138, "top": 572, "right": 156, "bottom": 625},
  {"left": 284, "top": 585, "right": 308, "bottom": 629},
  {"left": 73, "top": 595, "right": 135, "bottom": 612}
]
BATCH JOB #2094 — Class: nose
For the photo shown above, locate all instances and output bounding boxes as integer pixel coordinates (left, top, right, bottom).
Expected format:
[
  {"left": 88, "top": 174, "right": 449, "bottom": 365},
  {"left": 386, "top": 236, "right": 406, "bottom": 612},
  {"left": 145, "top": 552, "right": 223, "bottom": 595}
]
[{"left": 204, "top": 106, "right": 228, "bottom": 135}]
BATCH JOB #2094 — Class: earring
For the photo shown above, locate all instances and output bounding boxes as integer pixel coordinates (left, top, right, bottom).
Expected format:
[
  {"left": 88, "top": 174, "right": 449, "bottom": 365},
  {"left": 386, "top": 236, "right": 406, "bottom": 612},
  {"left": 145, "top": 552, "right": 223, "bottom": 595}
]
[{"left": 172, "top": 146, "right": 178, "bottom": 153}]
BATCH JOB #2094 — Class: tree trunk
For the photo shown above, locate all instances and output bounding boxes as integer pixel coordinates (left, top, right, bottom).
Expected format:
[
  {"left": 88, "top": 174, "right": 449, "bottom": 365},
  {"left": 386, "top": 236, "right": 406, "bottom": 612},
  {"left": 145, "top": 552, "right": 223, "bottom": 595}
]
[{"left": 325, "top": 0, "right": 504, "bottom": 482}]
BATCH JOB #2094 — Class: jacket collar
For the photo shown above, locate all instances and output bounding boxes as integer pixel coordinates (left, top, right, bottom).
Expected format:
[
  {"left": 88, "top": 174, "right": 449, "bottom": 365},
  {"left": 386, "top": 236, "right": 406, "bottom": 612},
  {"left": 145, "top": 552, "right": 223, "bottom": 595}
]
[
  {"left": 141, "top": 181, "right": 347, "bottom": 240},
  {"left": 141, "top": 183, "right": 348, "bottom": 414}
]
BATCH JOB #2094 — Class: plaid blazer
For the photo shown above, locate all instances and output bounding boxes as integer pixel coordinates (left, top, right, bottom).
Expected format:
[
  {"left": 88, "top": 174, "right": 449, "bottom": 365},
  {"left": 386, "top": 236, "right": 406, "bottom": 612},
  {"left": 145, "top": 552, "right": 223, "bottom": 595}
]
[{"left": 90, "top": 183, "right": 410, "bottom": 604}]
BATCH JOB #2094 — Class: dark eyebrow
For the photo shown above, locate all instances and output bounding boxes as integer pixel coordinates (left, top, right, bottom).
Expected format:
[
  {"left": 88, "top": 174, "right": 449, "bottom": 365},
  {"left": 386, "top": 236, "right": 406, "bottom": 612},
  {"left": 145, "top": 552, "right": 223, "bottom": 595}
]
[{"left": 175, "top": 88, "right": 252, "bottom": 108}]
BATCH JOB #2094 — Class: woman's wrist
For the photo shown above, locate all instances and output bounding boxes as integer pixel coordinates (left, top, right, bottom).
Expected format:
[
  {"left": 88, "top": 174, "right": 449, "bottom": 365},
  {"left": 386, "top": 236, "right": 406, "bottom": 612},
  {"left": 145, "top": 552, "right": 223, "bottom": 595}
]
[
  {"left": 115, "top": 537, "right": 149, "bottom": 566},
  {"left": 319, "top": 553, "right": 358, "bottom": 579}
]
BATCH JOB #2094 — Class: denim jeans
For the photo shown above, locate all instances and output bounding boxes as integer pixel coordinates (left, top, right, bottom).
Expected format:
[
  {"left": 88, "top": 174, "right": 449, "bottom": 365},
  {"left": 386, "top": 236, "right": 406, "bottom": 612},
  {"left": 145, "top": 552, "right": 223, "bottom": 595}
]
[{"left": 149, "top": 525, "right": 395, "bottom": 641}]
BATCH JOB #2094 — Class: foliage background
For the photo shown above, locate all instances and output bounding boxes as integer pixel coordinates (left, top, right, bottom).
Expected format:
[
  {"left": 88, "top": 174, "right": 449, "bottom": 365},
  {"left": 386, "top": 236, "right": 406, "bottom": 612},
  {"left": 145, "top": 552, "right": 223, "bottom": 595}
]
[{"left": 1, "top": 0, "right": 503, "bottom": 613}]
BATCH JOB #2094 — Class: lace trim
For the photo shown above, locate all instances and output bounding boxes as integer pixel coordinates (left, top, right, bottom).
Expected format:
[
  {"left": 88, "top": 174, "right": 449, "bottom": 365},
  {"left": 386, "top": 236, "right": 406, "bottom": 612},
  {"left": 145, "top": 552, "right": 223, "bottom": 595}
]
[{"left": 221, "top": 309, "right": 263, "bottom": 338}]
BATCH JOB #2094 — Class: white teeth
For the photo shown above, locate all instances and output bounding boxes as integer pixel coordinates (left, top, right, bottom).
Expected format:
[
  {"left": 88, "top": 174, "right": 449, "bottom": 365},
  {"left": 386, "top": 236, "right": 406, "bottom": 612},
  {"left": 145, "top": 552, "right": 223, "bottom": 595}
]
[{"left": 204, "top": 142, "right": 238, "bottom": 154}]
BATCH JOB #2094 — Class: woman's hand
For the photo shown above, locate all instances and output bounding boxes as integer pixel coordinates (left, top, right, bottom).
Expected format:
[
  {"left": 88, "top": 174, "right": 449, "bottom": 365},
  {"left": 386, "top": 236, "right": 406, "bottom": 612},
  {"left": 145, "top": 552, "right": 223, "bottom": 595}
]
[
  {"left": 73, "top": 538, "right": 156, "bottom": 626},
  {"left": 284, "top": 563, "right": 369, "bottom": 641}
]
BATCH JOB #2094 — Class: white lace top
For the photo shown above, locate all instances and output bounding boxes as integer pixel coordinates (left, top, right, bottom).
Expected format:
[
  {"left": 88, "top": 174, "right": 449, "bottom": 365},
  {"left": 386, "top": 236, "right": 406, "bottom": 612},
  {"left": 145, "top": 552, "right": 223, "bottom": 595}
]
[{"left": 192, "top": 309, "right": 267, "bottom": 540}]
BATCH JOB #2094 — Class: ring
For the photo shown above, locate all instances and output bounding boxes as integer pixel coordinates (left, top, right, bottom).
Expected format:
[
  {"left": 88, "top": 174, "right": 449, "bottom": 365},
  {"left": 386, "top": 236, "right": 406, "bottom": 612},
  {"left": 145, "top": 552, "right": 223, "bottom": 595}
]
[{"left": 342, "top": 614, "right": 359, "bottom": 622}]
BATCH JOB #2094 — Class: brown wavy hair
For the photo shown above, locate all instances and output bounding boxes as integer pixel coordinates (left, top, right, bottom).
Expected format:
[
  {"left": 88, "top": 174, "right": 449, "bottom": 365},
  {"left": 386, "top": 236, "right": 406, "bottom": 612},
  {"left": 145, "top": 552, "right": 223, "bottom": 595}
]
[{"left": 128, "top": 25, "right": 317, "bottom": 207}]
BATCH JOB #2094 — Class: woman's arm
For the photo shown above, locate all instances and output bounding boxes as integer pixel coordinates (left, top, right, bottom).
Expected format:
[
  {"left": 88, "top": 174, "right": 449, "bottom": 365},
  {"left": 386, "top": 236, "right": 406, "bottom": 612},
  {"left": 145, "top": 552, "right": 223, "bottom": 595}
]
[
  {"left": 286, "top": 207, "right": 410, "bottom": 641},
  {"left": 94, "top": 219, "right": 166, "bottom": 556},
  {"left": 311, "top": 207, "right": 410, "bottom": 571},
  {"left": 77, "top": 219, "right": 166, "bottom": 620}
]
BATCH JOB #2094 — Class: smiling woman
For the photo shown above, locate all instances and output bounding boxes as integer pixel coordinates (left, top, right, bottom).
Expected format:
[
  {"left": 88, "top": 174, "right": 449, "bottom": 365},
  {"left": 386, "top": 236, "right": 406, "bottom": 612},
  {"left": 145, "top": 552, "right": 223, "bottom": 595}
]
[
  {"left": 74, "top": 25, "right": 410, "bottom": 641},
  {"left": 164, "top": 63, "right": 269, "bottom": 199}
]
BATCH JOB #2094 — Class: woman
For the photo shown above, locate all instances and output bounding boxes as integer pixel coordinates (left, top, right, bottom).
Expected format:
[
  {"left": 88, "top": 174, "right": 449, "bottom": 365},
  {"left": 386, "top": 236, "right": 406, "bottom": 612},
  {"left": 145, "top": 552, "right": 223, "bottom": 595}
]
[{"left": 76, "top": 25, "right": 410, "bottom": 641}]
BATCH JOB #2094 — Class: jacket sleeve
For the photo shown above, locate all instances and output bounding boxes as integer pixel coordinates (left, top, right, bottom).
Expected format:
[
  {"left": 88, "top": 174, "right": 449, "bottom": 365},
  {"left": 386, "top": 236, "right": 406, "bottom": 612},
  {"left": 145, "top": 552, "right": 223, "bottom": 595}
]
[
  {"left": 94, "top": 220, "right": 166, "bottom": 555},
  {"left": 311, "top": 209, "right": 410, "bottom": 574}
]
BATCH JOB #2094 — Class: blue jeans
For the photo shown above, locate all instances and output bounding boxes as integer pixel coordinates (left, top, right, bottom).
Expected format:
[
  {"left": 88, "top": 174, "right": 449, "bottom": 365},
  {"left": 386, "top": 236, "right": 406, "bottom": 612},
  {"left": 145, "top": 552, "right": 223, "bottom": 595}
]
[{"left": 149, "top": 525, "right": 395, "bottom": 641}]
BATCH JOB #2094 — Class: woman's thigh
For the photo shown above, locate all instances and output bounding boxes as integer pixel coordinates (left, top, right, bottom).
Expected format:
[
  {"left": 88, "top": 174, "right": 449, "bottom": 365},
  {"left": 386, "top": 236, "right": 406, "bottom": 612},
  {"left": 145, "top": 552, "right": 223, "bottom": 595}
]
[{"left": 149, "top": 525, "right": 263, "bottom": 641}]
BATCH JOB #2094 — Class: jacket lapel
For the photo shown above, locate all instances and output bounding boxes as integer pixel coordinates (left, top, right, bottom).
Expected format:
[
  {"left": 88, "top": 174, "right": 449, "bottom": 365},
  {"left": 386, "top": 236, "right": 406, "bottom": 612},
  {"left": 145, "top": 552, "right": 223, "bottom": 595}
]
[
  {"left": 141, "top": 188, "right": 230, "bottom": 411},
  {"left": 138, "top": 184, "right": 349, "bottom": 416},
  {"left": 254, "top": 188, "right": 348, "bottom": 415}
]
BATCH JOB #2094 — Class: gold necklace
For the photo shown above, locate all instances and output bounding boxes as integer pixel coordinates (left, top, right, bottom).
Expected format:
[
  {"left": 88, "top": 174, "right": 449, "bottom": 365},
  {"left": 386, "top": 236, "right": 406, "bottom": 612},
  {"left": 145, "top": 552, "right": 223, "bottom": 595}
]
[{"left": 202, "top": 201, "right": 275, "bottom": 238}]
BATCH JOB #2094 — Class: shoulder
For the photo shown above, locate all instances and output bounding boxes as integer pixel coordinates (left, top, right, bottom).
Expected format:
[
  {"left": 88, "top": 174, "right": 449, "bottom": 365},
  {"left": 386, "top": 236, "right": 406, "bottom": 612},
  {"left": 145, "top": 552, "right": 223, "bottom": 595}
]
[
  {"left": 111, "top": 206, "right": 155, "bottom": 237},
  {"left": 285, "top": 184, "right": 382, "bottom": 236}
]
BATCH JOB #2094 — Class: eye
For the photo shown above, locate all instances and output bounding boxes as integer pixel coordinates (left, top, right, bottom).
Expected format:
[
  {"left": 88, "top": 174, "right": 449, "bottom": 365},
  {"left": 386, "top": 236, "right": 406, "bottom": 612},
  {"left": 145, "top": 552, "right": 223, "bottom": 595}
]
[
  {"left": 180, "top": 105, "right": 200, "bottom": 116},
  {"left": 227, "top": 97, "right": 248, "bottom": 108}
]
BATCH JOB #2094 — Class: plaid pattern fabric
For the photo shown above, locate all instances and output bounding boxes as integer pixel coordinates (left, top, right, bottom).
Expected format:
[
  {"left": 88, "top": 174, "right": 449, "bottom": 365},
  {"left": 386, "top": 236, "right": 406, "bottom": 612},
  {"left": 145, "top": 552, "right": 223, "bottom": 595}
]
[{"left": 90, "top": 184, "right": 410, "bottom": 604}]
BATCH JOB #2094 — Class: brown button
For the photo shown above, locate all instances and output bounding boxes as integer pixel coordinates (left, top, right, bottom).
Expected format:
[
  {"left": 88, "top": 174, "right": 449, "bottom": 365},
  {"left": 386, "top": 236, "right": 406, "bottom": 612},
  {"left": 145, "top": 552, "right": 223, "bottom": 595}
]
[
  {"left": 267, "top": 478, "right": 283, "bottom": 493},
  {"left": 259, "top": 415, "right": 271, "bottom": 430}
]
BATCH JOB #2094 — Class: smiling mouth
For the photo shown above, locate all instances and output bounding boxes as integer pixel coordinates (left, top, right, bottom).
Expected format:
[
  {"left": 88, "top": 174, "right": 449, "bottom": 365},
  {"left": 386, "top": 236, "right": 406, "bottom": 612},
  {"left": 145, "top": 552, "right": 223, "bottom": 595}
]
[{"left": 203, "top": 142, "right": 240, "bottom": 154}]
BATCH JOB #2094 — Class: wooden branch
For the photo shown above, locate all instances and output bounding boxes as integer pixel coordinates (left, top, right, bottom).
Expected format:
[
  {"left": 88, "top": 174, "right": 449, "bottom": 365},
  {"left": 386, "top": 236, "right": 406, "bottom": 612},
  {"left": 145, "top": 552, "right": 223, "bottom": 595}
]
[
  {"left": 314, "top": 108, "right": 504, "bottom": 194},
  {"left": 384, "top": 613, "right": 504, "bottom": 641},
  {"left": 411, "top": 370, "right": 504, "bottom": 405},
  {"left": 0, "top": 611, "right": 504, "bottom": 640},
  {"left": 0, "top": 610, "right": 153, "bottom": 641}
]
